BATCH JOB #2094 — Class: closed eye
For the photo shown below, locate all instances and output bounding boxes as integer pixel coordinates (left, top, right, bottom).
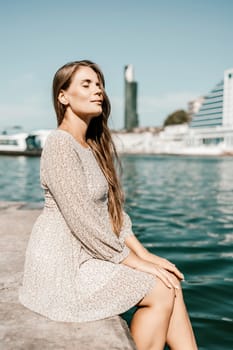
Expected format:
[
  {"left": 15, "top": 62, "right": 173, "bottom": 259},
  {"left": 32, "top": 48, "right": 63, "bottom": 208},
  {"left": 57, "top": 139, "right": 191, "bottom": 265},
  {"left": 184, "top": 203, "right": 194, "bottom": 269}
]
[
  {"left": 81, "top": 79, "right": 91, "bottom": 87},
  {"left": 81, "top": 79, "right": 101, "bottom": 89}
]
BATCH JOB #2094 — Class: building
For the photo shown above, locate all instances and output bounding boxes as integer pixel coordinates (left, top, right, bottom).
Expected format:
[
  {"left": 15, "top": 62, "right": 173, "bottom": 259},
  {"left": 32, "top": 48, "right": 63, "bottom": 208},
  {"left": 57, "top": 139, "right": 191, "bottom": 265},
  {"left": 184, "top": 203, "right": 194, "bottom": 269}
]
[
  {"left": 184, "top": 68, "right": 233, "bottom": 150},
  {"left": 190, "top": 68, "right": 233, "bottom": 128},
  {"left": 124, "top": 65, "right": 138, "bottom": 130},
  {"left": 190, "top": 81, "right": 224, "bottom": 128},
  {"left": 114, "top": 67, "right": 233, "bottom": 155}
]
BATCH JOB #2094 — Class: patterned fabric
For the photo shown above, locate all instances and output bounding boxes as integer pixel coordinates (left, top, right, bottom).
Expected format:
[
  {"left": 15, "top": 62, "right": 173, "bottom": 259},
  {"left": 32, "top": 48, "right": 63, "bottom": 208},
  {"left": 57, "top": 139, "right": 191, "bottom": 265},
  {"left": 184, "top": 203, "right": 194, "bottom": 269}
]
[{"left": 18, "top": 129, "right": 156, "bottom": 322}]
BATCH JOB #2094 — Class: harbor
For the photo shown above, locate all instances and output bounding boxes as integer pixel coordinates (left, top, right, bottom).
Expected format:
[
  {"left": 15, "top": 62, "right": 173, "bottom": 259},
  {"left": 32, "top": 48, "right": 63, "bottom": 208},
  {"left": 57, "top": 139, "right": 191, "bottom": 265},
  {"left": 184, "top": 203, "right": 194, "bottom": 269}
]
[
  {"left": 1, "top": 1, "right": 233, "bottom": 349},
  {"left": 1, "top": 124, "right": 233, "bottom": 157}
]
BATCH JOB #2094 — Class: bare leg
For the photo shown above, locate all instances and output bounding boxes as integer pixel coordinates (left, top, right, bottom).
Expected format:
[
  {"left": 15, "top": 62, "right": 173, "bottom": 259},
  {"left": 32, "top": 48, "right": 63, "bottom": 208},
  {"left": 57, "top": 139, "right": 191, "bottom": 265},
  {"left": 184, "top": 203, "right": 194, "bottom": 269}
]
[
  {"left": 166, "top": 281, "right": 198, "bottom": 350},
  {"left": 130, "top": 277, "right": 198, "bottom": 350},
  {"left": 130, "top": 279, "right": 175, "bottom": 350}
]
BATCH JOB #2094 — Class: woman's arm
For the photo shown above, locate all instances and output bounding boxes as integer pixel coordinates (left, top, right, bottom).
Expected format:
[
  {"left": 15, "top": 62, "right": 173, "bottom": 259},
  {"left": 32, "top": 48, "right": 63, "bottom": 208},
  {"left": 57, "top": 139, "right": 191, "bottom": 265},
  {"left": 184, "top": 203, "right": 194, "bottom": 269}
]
[
  {"left": 124, "top": 234, "right": 184, "bottom": 280},
  {"left": 121, "top": 250, "right": 180, "bottom": 289},
  {"left": 119, "top": 211, "right": 184, "bottom": 280},
  {"left": 41, "top": 133, "right": 130, "bottom": 264}
]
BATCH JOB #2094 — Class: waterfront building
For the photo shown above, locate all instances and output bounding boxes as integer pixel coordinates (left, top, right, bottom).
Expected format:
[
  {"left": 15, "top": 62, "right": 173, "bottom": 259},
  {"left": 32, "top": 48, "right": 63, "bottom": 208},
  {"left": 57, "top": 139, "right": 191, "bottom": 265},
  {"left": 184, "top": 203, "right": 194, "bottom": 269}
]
[
  {"left": 124, "top": 65, "right": 139, "bottom": 130},
  {"left": 183, "top": 68, "right": 233, "bottom": 150},
  {"left": 190, "top": 81, "right": 224, "bottom": 128},
  {"left": 115, "top": 67, "right": 233, "bottom": 155},
  {"left": 190, "top": 68, "right": 233, "bottom": 128}
]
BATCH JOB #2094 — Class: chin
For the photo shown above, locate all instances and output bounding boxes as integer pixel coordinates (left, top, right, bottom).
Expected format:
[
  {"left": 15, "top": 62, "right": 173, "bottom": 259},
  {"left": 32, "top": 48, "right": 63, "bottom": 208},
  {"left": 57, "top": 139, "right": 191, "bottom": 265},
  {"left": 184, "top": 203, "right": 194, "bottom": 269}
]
[
  {"left": 92, "top": 109, "right": 103, "bottom": 117},
  {"left": 92, "top": 113, "right": 102, "bottom": 119}
]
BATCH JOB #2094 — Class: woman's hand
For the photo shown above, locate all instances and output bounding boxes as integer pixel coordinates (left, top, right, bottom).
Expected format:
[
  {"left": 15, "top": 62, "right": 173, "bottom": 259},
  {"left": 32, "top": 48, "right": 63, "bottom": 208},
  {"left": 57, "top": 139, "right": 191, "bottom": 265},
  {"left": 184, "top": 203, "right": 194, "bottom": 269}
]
[
  {"left": 123, "top": 234, "right": 184, "bottom": 283},
  {"left": 142, "top": 252, "right": 184, "bottom": 281},
  {"left": 141, "top": 260, "right": 182, "bottom": 290},
  {"left": 121, "top": 251, "right": 182, "bottom": 289}
]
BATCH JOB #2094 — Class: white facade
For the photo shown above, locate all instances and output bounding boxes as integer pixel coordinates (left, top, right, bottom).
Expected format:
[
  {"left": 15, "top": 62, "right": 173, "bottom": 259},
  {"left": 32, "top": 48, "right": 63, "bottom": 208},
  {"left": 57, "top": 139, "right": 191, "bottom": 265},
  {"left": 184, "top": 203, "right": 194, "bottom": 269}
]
[
  {"left": 190, "top": 67, "right": 233, "bottom": 128},
  {"left": 190, "top": 81, "right": 223, "bottom": 128},
  {"left": 113, "top": 124, "right": 233, "bottom": 156},
  {"left": 223, "top": 68, "right": 233, "bottom": 126}
]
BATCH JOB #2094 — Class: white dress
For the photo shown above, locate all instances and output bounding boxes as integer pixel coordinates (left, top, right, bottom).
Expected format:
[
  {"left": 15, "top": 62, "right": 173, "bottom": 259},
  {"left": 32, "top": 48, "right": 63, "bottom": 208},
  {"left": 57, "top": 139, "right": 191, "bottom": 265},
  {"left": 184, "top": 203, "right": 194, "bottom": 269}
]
[{"left": 19, "top": 129, "right": 156, "bottom": 322}]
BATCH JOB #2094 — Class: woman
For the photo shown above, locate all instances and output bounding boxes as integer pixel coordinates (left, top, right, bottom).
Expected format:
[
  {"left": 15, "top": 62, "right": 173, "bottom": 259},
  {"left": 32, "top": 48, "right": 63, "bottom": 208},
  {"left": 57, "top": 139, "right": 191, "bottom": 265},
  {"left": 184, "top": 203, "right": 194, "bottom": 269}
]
[{"left": 19, "top": 60, "right": 198, "bottom": 350}]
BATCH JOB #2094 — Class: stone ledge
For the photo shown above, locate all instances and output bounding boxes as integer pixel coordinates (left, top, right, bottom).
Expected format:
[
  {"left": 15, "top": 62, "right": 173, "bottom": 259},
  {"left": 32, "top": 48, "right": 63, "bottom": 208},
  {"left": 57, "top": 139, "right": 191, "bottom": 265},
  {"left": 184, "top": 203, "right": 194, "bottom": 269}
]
[
  {"left": 1, "top": 302, "right": 135, "bottom": 350},
  {"left": 0, "top": 201, "right": 136, "bottom": 350}
]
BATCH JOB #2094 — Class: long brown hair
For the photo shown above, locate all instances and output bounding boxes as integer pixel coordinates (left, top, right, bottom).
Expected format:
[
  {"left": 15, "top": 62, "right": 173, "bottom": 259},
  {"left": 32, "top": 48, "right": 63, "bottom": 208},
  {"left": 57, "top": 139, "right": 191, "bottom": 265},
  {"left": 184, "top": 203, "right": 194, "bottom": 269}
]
[{"left": 52, "top": 60, "right": 124, "bottom": 235}]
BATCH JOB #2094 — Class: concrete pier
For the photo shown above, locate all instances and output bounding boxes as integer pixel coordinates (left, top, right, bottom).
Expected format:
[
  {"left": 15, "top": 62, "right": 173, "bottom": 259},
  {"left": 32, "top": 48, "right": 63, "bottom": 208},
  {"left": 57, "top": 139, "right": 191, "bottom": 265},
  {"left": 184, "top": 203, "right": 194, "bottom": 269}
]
[{"left": 0, "top": 201, "right": 137, "bottom": 350}]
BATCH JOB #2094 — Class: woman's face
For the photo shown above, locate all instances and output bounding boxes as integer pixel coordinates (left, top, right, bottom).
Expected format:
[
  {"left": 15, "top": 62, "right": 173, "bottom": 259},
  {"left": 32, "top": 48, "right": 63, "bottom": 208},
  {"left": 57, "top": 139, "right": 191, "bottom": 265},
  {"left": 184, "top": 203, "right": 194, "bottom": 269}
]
[{"left": 60, "top": 66, "right": 103, "bottom": 120}]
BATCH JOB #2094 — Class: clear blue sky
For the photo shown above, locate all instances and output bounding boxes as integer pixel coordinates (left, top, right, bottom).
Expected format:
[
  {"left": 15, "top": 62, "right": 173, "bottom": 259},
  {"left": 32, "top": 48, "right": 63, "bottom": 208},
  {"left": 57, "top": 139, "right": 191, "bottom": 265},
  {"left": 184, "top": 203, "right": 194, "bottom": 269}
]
[{"left": 0, "top": 0, "right": 232, "bottom": 131}]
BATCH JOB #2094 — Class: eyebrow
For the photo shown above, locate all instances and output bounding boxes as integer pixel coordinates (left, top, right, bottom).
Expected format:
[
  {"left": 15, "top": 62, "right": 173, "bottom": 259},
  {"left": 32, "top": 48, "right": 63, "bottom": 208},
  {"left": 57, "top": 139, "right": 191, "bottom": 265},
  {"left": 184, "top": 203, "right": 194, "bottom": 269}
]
[{"left": 81, "top": 79, "right": 100, "bottom": 84}]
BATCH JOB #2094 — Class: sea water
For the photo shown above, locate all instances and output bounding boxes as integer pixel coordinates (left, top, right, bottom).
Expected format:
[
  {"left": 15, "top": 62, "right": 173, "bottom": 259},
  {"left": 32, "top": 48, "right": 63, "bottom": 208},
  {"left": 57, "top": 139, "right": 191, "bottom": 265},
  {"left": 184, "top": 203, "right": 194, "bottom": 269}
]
[{"left": 0, "top": 154, "right": 232, "bottom": 349}]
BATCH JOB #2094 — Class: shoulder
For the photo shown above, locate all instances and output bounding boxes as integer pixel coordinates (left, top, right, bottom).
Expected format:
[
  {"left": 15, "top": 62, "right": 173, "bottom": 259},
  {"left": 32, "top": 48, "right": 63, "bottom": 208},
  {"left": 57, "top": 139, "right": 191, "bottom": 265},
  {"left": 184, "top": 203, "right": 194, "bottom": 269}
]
[
  {"left": 41, "top": 129, "right": 79, "bottom": 162},
  {"left": 43, "top": 129, "right": 76, "bottom": 152},
  {"left": 45, "top": 129, "right": 73, "bottom": 145}
]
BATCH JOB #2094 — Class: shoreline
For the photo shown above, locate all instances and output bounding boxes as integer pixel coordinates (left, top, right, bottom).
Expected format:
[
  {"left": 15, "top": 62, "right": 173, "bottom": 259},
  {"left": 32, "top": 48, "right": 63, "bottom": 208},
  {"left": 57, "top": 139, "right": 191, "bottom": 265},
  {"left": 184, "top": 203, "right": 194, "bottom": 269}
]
[{"left": 1, "top": 151, "right": 233, "bottom": 158}]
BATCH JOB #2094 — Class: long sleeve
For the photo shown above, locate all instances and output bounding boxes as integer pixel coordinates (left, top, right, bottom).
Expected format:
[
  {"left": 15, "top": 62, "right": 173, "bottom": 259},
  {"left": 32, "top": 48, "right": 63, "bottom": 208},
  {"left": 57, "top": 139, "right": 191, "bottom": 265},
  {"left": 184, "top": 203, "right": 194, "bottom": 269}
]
[
  {"left": 119, "top": 211, "right": 135, "bottom": 244},
  {"left": 40, "top": 133, "right": 130, "bottom": 264}
]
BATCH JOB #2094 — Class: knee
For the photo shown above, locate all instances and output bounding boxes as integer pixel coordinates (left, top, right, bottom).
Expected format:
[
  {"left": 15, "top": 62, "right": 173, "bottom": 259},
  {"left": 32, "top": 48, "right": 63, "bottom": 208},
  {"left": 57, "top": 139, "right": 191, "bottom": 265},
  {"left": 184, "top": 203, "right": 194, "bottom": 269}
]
[
  {"left": 139, "top": 279, "right": 176, "bottom": 314},
  {"left": 157, "top": 284, "right": 175, "bottom": 315},
  {"left": 173, "top": 279, "right": 184, "bottom": 299}
]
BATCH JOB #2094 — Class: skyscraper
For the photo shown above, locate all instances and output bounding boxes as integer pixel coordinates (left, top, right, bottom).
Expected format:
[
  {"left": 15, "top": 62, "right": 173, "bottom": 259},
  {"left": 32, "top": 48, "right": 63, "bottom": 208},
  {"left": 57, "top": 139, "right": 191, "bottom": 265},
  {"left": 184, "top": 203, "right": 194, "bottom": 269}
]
[
  {"left": 124, "top": 65, "right": 139, "bottom": 130},
  {"left": 190, "top": 68, "right": 233, "bottom": 128}
]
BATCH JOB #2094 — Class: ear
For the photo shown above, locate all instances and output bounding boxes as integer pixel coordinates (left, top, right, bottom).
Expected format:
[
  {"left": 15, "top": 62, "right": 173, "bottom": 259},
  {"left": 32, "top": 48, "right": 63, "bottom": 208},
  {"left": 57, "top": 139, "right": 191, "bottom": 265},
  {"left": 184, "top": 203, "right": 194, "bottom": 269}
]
[{"left": 58, "top": 90, "right": 69, "bottom": 105}]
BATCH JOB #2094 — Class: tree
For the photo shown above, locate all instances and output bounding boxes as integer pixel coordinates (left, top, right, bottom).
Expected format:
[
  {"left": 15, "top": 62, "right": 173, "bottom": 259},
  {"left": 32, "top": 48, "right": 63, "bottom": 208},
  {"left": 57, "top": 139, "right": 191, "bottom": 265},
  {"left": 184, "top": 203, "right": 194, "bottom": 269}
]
[{"left": 163, "top": 109, "right": 190, "bottom": 127}]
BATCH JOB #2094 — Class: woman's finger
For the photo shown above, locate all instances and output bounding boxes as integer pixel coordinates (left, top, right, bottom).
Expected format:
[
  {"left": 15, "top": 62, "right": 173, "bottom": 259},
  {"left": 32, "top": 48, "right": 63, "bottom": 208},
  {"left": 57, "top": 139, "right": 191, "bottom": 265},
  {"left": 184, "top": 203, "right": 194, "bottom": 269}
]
[
  {"left": 153, "top": 270, "right": 173, "bottom": 289},
  {"left": 167, "top": 265, "right": 184, "bottom": 280},
  {"left": 159, "top": 268, "right": 181, "bottom": 289},
  {"left": 152, "top": 267, "right": 179, "bottom": 290},
  {"left": 160, "top": 261, "right": 184, "bottom": 280}
]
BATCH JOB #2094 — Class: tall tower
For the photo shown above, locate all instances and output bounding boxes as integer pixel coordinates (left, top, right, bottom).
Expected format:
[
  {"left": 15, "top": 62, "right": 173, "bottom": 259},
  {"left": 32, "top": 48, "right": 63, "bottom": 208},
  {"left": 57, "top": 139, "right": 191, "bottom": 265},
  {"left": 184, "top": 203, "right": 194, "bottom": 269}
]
[{"left": 124, "top": 65, "right": 139, "bottom": 130}]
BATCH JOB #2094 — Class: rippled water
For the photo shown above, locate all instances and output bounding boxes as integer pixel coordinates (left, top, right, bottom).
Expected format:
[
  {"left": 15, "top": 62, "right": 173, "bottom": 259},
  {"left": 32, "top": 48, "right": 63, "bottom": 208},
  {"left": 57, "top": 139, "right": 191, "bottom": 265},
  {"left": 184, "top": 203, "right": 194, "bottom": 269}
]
[
  {"left": 121, "top": 155, "right": 233, "bottom": 350},
  {"left": 0, "top": 154, "right": 232, "bottom": 349}
]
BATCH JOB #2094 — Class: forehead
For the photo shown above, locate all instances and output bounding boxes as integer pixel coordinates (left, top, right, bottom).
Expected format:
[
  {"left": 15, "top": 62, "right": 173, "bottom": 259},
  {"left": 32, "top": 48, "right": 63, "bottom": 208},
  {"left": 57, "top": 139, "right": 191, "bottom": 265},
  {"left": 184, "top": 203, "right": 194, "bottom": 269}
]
[{"left": 72, "top": 66, "right": 100, "bottom": 82}]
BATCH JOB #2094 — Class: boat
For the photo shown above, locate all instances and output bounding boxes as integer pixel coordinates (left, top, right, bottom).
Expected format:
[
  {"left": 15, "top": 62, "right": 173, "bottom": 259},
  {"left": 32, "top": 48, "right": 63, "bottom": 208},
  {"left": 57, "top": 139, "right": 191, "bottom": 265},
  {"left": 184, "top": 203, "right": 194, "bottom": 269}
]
[{"left": 0, "top": 129, "right": 52, "bottom": 156}]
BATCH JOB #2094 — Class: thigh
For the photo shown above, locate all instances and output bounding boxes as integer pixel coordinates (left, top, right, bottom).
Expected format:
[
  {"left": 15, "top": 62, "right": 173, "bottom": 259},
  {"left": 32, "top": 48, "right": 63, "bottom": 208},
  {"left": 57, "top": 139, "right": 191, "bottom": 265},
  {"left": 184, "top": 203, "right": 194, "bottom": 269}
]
[
  {"left": 77, "top": 258, "right": 157, "bottom": 302},
  {"left": 137, "top": 276, "right": 176, "bottom": 308}
]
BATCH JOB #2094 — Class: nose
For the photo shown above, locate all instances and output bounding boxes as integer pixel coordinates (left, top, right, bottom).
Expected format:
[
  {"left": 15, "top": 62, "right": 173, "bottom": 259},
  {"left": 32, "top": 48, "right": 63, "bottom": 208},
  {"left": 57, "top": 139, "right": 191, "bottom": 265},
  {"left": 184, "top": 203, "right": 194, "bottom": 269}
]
[{"left": 95, "top": 85, "right": 102, "bottom": 96}]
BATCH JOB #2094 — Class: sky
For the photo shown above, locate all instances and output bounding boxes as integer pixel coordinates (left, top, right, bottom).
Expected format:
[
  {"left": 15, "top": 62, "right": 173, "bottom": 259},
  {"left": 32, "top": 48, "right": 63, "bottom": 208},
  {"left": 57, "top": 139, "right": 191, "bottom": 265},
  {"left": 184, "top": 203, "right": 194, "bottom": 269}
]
[{"left": 0, "top": 0, "right": 233, "bottom": 132}]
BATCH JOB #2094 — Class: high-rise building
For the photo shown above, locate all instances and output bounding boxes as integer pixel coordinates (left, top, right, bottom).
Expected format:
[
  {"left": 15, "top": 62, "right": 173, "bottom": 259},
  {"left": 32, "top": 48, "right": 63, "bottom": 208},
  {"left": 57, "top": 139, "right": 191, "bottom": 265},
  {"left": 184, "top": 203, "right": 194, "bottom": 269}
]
[
  {"left": 124, "top": 65, "right": 138, "bottom": 130},
  {"left": 190, "top": 68, "right": 233, "bottom": 128}
]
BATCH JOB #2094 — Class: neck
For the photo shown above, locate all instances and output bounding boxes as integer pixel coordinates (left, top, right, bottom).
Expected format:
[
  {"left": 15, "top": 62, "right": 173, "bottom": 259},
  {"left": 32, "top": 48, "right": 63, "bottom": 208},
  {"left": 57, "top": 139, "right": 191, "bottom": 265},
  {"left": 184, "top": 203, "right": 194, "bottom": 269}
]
[{"left": 59, "top": 113, "right": 91, "bottom": 144}]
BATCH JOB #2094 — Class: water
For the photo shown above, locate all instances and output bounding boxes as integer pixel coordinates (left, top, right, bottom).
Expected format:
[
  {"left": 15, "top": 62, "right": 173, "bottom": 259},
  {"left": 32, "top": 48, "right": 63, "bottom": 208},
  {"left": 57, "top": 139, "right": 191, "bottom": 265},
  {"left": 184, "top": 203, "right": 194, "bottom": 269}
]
[{"left": 0, "top": 154, "right": 232, "bottom": 349}]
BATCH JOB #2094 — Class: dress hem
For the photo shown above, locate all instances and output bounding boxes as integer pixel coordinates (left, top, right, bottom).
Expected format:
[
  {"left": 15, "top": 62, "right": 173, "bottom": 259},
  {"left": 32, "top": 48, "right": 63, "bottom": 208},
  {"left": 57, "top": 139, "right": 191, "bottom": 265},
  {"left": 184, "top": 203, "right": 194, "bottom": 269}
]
[{"left": 18, "top": 278, "right": 156, "bottom": 323}]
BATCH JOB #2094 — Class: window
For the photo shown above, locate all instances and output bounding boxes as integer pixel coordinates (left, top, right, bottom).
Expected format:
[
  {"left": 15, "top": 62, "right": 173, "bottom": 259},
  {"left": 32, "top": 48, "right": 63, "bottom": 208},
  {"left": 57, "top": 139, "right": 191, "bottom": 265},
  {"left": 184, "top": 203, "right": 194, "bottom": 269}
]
[
  {"left": 0, "top": 139, "right": 18, "bottom": 145},
  {"left": 229, "top": 73, "right": 232, "bottom": 79},
  {"left": 203, "top": 137, "right": 224, "bottom": 145}
]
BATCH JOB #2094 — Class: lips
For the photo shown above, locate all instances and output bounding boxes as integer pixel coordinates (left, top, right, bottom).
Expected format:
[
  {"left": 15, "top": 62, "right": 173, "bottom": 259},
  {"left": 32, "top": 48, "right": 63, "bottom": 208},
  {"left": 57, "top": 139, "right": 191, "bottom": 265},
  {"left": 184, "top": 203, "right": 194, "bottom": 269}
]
[{"left": 91, "top": 100, "right": 103, "bottom": 103}]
